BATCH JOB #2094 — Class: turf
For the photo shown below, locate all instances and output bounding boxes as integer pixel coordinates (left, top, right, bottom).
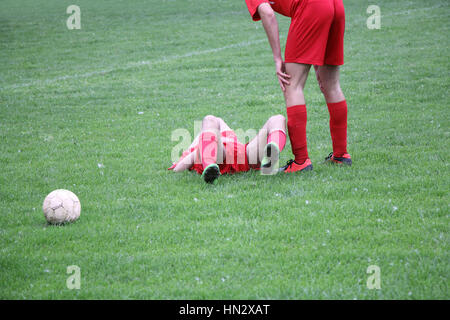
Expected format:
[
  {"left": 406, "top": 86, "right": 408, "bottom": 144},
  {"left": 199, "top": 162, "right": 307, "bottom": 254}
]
[{"left": 0, "top": 0, "right": 448, "bottom": 299}]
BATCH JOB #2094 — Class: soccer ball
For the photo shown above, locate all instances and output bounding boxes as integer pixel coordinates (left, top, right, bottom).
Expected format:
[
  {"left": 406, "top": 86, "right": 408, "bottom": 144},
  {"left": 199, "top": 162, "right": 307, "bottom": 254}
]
[{"left": 42, "top": 189, "right": 81, "bottom": 224}]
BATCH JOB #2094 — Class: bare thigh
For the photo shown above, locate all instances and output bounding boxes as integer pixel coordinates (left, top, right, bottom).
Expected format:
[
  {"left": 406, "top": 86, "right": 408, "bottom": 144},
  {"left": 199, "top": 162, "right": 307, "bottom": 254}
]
[
  {"left": 217, "top": 117, "right": 232, "bottom": 133},
  {"left": 216, "top": 117, "right": 233, "bottom": 164},
  {"left": 314, "top": 64, "right": 345, "bottom": 103},
  {"left": 200, "top": 115, "right": 229, "bottom": 164},
  {"left": 246, "top": 115, "right": 286, "bottom": 165},
  {"left": 246, "top": 127, "right": 268, "bottom": 166},
  {"left": 284, "top": 63, "right": 311, "bottom": 107}
]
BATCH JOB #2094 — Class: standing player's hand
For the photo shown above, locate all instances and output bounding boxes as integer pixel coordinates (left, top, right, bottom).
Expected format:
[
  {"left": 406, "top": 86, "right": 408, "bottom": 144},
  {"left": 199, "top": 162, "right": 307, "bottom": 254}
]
[{"left": 275, "top": 59, "right": 290, "bottom": 91}]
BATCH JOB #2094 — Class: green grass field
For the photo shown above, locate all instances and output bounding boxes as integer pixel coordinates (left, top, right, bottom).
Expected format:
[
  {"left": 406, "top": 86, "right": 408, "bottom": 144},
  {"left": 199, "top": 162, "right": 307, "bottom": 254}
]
[{"left": 0, "top": 0, "right": 448, "bottom": 299}]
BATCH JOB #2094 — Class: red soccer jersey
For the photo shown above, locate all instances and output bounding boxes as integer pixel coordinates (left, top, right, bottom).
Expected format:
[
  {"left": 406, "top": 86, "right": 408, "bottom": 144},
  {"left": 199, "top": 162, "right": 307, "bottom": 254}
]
[{"left": 244, "top": 0, "right": 295, "bottom": 21}]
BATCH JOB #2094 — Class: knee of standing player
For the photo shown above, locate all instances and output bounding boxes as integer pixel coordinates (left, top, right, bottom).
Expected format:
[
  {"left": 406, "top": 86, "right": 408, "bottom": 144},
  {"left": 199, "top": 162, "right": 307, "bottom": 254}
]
[
  {"left": 322, "top": 86, "right": 343, "bottom": 99},
  {"left": 320, "top": 78, "right": 342, "bottom": 95}
]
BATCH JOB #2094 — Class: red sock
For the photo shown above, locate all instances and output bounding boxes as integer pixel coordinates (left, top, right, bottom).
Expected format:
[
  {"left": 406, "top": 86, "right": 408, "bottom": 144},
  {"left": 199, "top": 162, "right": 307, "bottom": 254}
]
[
  {"left": 267, "top": 130, "right": 286, "bottom": 151},
  {"left": 286, "top": 105, "right": 308, "bottom": 164},
  {"left": 327, "top": 100, "right": 348, "bottom": 157},
  {"left": 200, "top": 131, "right": 217, "bottom": 169}
]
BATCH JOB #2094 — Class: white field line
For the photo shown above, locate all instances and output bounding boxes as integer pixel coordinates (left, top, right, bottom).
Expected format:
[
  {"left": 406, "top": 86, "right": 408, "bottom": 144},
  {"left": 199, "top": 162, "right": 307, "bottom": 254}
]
[
  {"left": 0, "top": 39, "right": 267, "bottom": 91},
  {"left": 1, "top": 3, "right": 447, "bottom": 91}
]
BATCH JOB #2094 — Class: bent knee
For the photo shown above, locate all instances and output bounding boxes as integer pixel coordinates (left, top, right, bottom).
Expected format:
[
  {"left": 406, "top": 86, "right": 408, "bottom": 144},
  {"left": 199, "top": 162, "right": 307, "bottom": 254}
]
[
  {"left": 269, "top": 114, "right": 286, "bottom": 123},
  {"left": 203, "top": 114, "right": 218, "bottom": 123}
]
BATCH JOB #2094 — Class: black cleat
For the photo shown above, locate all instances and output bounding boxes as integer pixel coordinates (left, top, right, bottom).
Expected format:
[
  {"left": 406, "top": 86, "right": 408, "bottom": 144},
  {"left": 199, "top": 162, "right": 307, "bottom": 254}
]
[
  {"left": 201, "top": 163, "right": 220, "bottom": 184},
  {"left": 261, "top": 142, "right": 280, "bottom": 175},
  {"left": 279, "top": 158, "right": 313, "bottom": 173},
  {"left": 324, "top": 152, "right": 352, "bottom": 166}
]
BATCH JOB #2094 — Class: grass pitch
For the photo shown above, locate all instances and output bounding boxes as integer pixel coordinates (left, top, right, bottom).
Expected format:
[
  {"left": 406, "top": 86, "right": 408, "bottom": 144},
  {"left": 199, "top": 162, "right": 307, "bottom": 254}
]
[{"left": 0, "top": 0, "right": 449, "bottom": 299}]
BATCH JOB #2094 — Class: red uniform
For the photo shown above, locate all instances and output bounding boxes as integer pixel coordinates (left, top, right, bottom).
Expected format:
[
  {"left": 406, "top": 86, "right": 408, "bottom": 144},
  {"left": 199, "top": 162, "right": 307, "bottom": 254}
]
[
  {"left": 170, "top": 131, "right": 260, "bottom": 175},
  {"left": 244, "top": 0, "right": 345, "bottom": 65}
]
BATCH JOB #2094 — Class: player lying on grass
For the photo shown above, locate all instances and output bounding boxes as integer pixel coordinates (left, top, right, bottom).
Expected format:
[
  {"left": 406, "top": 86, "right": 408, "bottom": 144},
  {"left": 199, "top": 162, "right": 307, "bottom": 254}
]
[{"left": 168, "top": 115, "right": 287, "bottom": 183}]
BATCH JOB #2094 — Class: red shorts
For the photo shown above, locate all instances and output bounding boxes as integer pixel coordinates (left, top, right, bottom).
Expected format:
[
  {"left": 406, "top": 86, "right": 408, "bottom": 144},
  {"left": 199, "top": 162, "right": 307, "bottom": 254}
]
[
  {"left": 285, "top": 0, "right": 345, "bottom": 66},
  {"left": 191, "top": 131, "right": 260, "bottom": 175}
]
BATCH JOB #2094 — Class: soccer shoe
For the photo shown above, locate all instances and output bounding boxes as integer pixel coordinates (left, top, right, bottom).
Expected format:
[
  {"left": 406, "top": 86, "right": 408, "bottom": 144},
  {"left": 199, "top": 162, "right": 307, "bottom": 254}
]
[
  {"left": 324, "top": 152, "right": 352, "bottom": 166},
  {"left": 260, "top": 142, "right": 280, "bottom": 175},
  {"left": 279, "top": 158, "right": 313, "bottom": 173},
  {"left": 201, "top": 163, "right": 220, "bottom": 184}
]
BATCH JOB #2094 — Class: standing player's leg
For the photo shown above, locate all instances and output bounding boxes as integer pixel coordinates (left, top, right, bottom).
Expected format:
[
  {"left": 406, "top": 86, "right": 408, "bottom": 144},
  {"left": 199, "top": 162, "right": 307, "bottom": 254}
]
[
  {"left": 246, "top": 115, "right": 287, "bottom": 175},
  {"left": 315, "top": 65, "right": 351, "bottom": 165},
  {"left": 314, "top": 0, "right": 351, "bottom": 165},
  {"left": 279, "top": 0, "right": 337, "bottom": 172},
  {"left": 314, "top": 65, "right": 344, "bottom": 103},
  {"left": 280, "top": 63, "right": 313, "bottom": 173},
  {"left": 284, "top": 63, "right": 311, "bottom": 107}
]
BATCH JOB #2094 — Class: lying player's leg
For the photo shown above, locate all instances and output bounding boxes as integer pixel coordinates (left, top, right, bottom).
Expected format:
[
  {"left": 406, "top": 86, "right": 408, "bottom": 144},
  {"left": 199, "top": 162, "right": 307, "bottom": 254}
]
[
  {"left": 180, "top": 115, "right": 229, "bottom": 166},
  {"left": 246, "top": 114, "right": 287, "bottom": 175},
  {"left": 171, "top": 150, "right": 196, "bottom": 172},
  {"left": 216, "top": 116, "right": 232, "bottom": 133},
  {"left": 198, "top": 115, "right": 223, "bottom": 183},
  {"left": 169, "top": 131, "right": 201, "bottom": 172},
  {"left": 170, "top": 115, "right": 224, "bottom": 183}
]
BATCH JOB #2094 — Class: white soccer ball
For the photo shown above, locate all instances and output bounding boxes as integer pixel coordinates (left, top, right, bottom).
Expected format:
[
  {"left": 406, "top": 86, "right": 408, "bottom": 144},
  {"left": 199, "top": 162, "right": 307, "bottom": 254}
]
[{"left": 42, "top": 189, "right": 81, "bottom": 224}]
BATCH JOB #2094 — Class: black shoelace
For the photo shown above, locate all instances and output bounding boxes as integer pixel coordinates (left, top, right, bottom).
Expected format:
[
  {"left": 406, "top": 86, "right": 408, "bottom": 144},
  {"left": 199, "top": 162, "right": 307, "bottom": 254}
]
[
  {"left": 283, "top": 159, "right": 295, "bottom": 169},
  {"left": 325, "top": 152, "right": 333, "bottom": 161}
]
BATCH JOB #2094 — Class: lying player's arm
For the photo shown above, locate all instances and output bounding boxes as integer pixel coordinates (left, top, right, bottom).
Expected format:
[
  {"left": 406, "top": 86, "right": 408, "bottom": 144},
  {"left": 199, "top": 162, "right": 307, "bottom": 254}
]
[
  {"left": 172, "top": 150, "right": 196, "bottom": 172},
  {"left": 258, "top": 3, "right": 290, "bottom": 91}
]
